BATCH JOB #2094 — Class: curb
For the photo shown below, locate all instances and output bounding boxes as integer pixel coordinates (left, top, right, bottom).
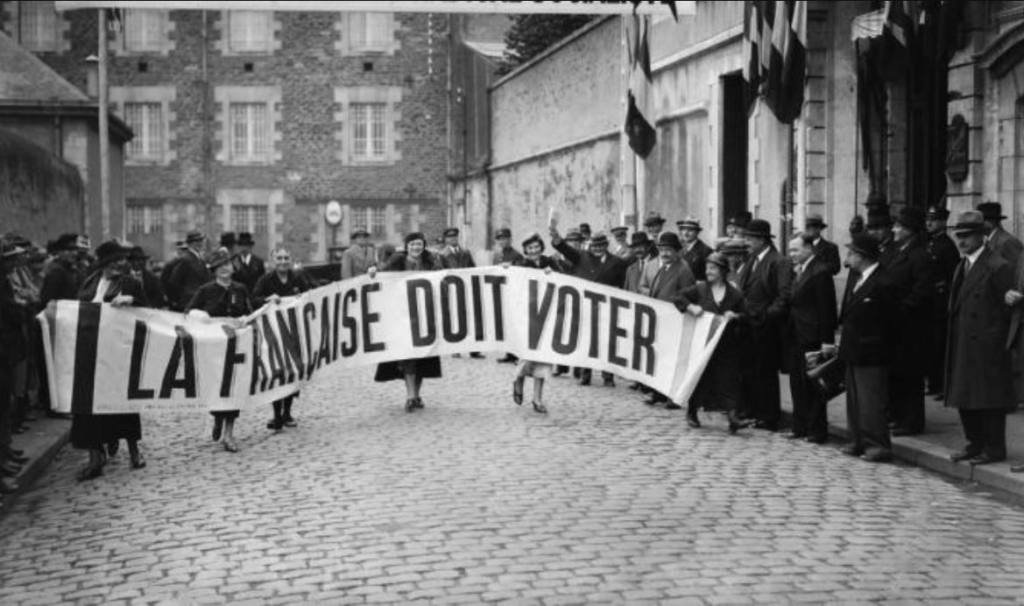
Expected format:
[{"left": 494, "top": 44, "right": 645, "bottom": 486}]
[{"left": 0, "top": 417, "right": 71, "bottom": 514}]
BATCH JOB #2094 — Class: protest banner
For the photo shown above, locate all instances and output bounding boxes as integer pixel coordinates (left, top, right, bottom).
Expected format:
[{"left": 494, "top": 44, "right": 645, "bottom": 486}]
[{"left": 38, "top": 268, "right": 728, "bottom": 415}]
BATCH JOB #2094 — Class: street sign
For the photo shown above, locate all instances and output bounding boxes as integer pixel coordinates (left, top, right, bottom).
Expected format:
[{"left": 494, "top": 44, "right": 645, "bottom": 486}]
[{"left": 325, "top": 200, "right": 342, "bottom": 226}]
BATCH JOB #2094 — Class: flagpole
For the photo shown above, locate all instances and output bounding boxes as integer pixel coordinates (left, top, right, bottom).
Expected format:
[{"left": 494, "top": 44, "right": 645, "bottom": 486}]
[
  {"left": 98, "top": 8, "right": 111, "bottom": 241},
  {"left": 620, "top": 17, "right": 637, "bottom": 230}
]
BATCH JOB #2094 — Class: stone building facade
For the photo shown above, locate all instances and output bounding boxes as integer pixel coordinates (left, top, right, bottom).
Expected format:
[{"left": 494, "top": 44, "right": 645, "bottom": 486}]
[{"left": 2, "top": 2, "right": 454, "bottom": 262}]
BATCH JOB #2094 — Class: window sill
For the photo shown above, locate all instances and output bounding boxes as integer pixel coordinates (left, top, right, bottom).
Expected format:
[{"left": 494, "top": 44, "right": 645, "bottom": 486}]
[
  {"left": 126, "top": 158, "right": 167, "bottom": 166},
  {"left": 348, "top": 157, "right": 395, "bottom": 166}
]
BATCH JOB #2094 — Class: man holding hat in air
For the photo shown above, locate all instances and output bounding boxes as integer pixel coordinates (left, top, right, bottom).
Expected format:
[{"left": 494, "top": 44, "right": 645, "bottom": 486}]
[
  {"left": 803, "top": 214, "right": 841, "bottom": 276},
  {"left": 677, "top": 217, "right": 712, "bottom": 282},
  {"left": 925, "top": 205, "right": 960, "bottom": 398}
]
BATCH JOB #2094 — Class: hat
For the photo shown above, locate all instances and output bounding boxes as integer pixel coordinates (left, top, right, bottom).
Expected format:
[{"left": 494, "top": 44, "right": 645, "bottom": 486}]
[
  {"left": 676, "top": 217, "right": 702, "bottom": 232},
  {"left": 76, "top": 235, "right": 91, "bottom": 250},
  {"left": 846, "top": 234, "right": 881, "bottom": 261},
  {"left": 443, "top": 227, "right": 460, "bottom": 238},
  {"left": 495, "top": 227, "right": 512, "bottom": 239},
  {"left": 977, "top": 201, "right": 1007, "bottom": 222},
  {"left": 721, "top": 237, "right": 750, "bottom": 255},
  {"left": 351, "top": 228, "right": 370, "bottom": 239},
  {"left": 95, "top": 240, "right": 130, "bottom": 268},
  {"left": 219, "top": 232, "right": 237, "bottom": 248},
  {"left": 404, "top": 231, "right": 427, "bottom": 245},
  {"left": 706, "top": 252, "right": 729, "bottom": 272},
  {"left": 128, "top": 245, "right": 148, "bottom": 262},
  {"left": 926, "top": 206, "right": 950, "bottom": 221},
  {"left": 727, "top": 211, "right": 753, "bottom": 228},
  {"left": 805, "top": 214, "right": 827, "bottom": 229},
  {"left": 589, "top": 232, "right": 609, "bottom": 246},
  {"left": 206, "top": 247, "right": 233, "bottom": 270},
  {"left": 656, "top": 232, "right": 683, "bottom": 250},
  {"left": 866, "top": 211, "right": 893, "bottom": 229},
  {"left": 565, "top": 228, "right": 583, "bottom": 242},
  {"left": 237, "top": 232, "right": 256, "bottom": 246},
  {"left": 643, "top": 212, "right": 666, "bottom": 227},
  {"left": 865, "top": 191, "right": 888, "bottom": 209},
  {"left": 579, "top": 223, "right": 592, "bottom": 234},
  {"left": 175, "top": 240, "right": 188, "bottom": 250},
  {"left": 52, "top": 233, "right": 81, "bottom": 253},
  {"left": 521, "top": 232, "right": 545, "bottom": 252},
  {"left": 629, "top": 232, "right": 651, "bottom": 247},
  {"left": 0, "top": 240, "right": 26, "bottom": 258},
  {"left": 742, "top": 219, "right": 773, "bottom": 239},
  {"left": 950, "top": 210, "right": 986, "bottom": 236},
  {"left": 610, "top": 226, "right": 629, "bottom": 235},
  {"left": 185, "top": 231, "right": 205, "bottom": 244},
  {"left": 894, "top": 206, "right": 926, "bottom": 232}
]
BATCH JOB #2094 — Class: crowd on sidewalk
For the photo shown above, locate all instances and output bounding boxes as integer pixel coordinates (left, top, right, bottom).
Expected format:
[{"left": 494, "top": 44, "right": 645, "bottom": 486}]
[{"left": 2, "top": 195, "right": 1023, "bottom": 493}]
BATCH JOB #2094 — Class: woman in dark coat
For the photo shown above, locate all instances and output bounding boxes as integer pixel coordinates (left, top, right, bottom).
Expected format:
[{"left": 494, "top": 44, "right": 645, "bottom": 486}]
[
  {"left": 252, "top": 246, "right": 313, "bottom": 430},
  {"left": 371, "top": 232, "right": 442, "bottom": 412},
  {"left": 74, "top": 240, "right": 149, "bottom": 480},
  {"left": 678, "top": 252, "right": 752, "bottom": 434},
  {"left": 510, "top": 233, "right": 558, "bottom": 414},
  {"left": 186, "top": 247, "right": 252, "bottom": 452}
]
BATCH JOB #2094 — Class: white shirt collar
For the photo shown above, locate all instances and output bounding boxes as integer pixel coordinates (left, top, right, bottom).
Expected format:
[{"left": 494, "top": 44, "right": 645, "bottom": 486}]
[
  {"left": 965, "top": 245, "right": 984, "bottom": 267},
  {"left": 859, "top": 262, "right": 879, "bottom": 285},
  {"left": 800, "top": 254, "right": 816, "bottom": 274},
  {"left": 756, "top": 247, "right": 770, "bottom": 264}
]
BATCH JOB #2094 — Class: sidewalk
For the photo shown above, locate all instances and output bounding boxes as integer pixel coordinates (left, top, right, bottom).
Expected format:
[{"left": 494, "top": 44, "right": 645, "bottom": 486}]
[
  {"left": 0, "top": 416, "right": 70, "bottom": 513},
  {"left": 779, "top": 379, "right": 1024, "bottom": 499}
]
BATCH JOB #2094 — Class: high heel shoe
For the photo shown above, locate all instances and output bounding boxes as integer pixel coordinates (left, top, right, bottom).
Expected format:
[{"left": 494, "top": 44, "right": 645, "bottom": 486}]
[
  {"left": 129, "top": 446, "right": 146, "bottom": 469},
  {"left": 76, "top": 464, "right": 102, "bottom": 482},
  {"left": 727, "top": 411, "right": 752, "bottom": 435},
  {"left": 212, "top": 416, "right": 224, "bottom": 441},
  {"left": 405, "top": 398, "right": 417, "bottom": 413},
  {"left": 512, "top": 378, "right": 524, "bottom": 405},
  {"left": 531, "top": 401, "right": 548, "bottom": 414},
  {"left": 222, "top": 439, "right": 238, "bottom": 453},
  {"left": 413, "top": 397, "right": 424, "bottom": 409}
]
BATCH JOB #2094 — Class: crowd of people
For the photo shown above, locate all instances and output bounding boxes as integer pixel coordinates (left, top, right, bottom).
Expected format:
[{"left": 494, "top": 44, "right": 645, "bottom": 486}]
[{"left": 2, "top": 195, "right": 1023, "bottom": 492}]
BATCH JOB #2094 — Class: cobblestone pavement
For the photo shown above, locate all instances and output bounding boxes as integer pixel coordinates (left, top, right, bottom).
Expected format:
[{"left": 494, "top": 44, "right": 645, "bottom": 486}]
[{"left": 3, "top": 358, "right": 1024, "bottom": 605}]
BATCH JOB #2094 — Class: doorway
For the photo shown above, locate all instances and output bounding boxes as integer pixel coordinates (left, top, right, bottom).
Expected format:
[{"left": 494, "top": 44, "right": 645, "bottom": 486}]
[{"left": 721, "top": 72, "right": 748, "bottom": 233}]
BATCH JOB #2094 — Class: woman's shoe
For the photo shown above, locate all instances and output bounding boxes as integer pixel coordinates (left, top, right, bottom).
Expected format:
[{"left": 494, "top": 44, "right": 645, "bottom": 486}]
[
  {"left": 413, "top": 397, "right": 425, "bottom": 409},
  {"left": 222, "top": 439, "right": 238, "bottom": 453},
  {"left": 130, "top": 451, "right": 146, "bottom": 469},
  {"left": 266, "top": 418, "right": 283, "bottom": 431},
  {"left": 283, "top": 416, "right": 297, "bottom": 428},
  {"left": 107, "top": 442, "right": 119, "bottom": 457},
  {"left": 727, "top": 411, "right": 752, "bottom": 434},
  {"left": 531, "top": 401, "right": 548, "bottom": 414},
  {"left": 76, "top": 464, "right": 102, "bottom": 482},
  {"left": 686, "top": 409, "right": 701, "bottom": 429},
  {"left": 212, "top": 417, "right": 224, "bottom": 441},
  {"left": 405, "top": 399, "right": 417, "bottom": 413},
  {"left": 512, "top": 378, "right": 524, "bottom": 405}
]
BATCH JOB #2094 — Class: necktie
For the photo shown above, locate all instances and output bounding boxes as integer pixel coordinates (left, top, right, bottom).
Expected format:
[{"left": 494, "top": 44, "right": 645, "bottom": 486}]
[{"left": 651, "top": 264, "right": 667, "bottom": 293}]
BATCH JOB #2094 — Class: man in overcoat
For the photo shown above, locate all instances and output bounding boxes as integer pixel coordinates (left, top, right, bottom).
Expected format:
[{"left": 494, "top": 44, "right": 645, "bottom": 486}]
[
  {"left": 925, "top": 206, "right": 960, "bottom": 398},
  {"left": 978, "top": 201, "right": 1023, "bottom": 272},
  {"left": 340, "top": 228, "right": 377, "bottom": 279},
  {"left": 803, "top": 214, "right": 841, "bottom": 276},
  {"left": 735, "top": 219, "right": 792, "bottom": 429},
  {"left": 677, "top": 218, "right": 712, "bottom": 281},
  {"left": 623, "top": 232, "right": 652, "bottom": 294},
  {"left": 231, "top": 232, "right": 266, "bottom": 294},
  {"left": 167, "top": 232, "right": 211, "bottom": 311},
  {"left": 40, "top": 233, "right": 85, "bottom": 305},
  {"left": 946, "top": 210, "right": 1015, "bottom": 466}
]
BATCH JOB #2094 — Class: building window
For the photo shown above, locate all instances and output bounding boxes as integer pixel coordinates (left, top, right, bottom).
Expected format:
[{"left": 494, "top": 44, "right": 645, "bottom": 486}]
[
  {"left": 124, "top": 9, "right": 165, "bottom": 52},
  {"left": 351, "top": 205, "right": 386, "bottom": 237},
  {"left": 126, "top": 206, "right": 163, "bottom": 235},
  {"left": 231, "top": 205, "right": 268, "bottom": 235},
  {"left": 351, "top": 103, "right": 386, "bottom": 161},
  {"left": 349, "top": 12, "right": 391, "bottom": 52},
  {"left": 124, "top": 102, "right": 164, "bottom": 161},
  {"left": 227, "top": 11, "right": 272, "bottom": 53},
  {"left": 19, "top": 1, "right": 57, "bottom": 51},
  {"left": 229, "top": 102, "right": 269, "bottom": 162}
]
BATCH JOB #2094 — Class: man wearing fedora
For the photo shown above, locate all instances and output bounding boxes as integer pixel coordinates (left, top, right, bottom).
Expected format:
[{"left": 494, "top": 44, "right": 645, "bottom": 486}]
[
  {"left": 341, "top": 228, "right": 376, "bottom": 280},
  {"left": 865, "top": 202, "right": 896, "bottom": 266},
  {"left": 219, "top": 232, "right": 237, "bottom": 256},
  {"left": 624, "top": 232, "right": 652, "bottom": 293},
  {"left": 40, "top": 233, "right": 87, "bottom": 306},
  {"left": 610, "top": 226, "right": 632, "bottom": 259},
  {"left": 677, "top": 217, "right": 712, "bottom": 282},
  {"left": 440, "top": 227, "right": 482, "bottom": 359},
  {"left": 160, "top": 240, "right": 189, "bottom": 308},
  {"left": 825, "top": 234, "right": 895, "bottom": 462},
  {"left": 978, "top": 201, "right": 1023, "bottom": 272},
  {"left": 643, "top": 212, "right": 666, "bottom": 244},
  {"left": 925, "top": 206, "right": 960, "bottom": 398},
  {"left": 642, "top": 232, "right": 696, "bottom": 411},
  {"left": 736, "top": 219, "right": 792, "bottom": 430},
  {"left": 885, "top": 206, "right": 933, "bottom": 436},
  {"left": 945, "top": 211, "right": 1015, "bottom": 466},
  {"left": 231, "top": 232, "right": 265, "bottom": 295},
  {"left": 803, "top": 214, "right": 841, "bottom": 276},
  {"left": 167, "top": 231, "right": 212, "bottom": 311},
  {"left": 725, "top": 211, "right": 753, "bottom": 239},
  {"left": 129, "top": 245, "right": 167, "bottom": 310}
]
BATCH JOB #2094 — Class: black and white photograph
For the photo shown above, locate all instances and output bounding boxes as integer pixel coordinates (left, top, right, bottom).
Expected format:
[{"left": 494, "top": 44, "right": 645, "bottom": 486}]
[{"left": 2, "top": 0, "right": 1024, "bottom": 603}]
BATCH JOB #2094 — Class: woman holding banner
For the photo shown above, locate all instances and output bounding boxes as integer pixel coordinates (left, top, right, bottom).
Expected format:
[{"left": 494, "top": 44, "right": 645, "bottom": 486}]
[
  {"left": 371, "top": 232, "right": 442, "bottom": 412},
  {"left": 74, "top": 240, "right": 148, "bottom": 481},
  {"left": 510, "top": 233, "right": 557, "bottom": 414},
  {"left": 186, "top": 248, "right": 252, "bottom": 452},
  {"left": 678, "top": 252, "right": 751, "bottom": 434}
]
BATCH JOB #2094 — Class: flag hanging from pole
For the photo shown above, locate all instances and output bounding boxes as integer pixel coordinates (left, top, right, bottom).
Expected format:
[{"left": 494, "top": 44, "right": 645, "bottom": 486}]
[
  {"left": 742, "top": 0, "right": 807, "bottom": 124},
  {"left": 625, "top": 11, "right": 657, "bottom": 159}
]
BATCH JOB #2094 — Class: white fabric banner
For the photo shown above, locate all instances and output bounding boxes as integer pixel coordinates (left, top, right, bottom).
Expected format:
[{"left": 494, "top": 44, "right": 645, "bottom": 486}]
[{"left": 38, "top": 268, "right": 727, "bottom": 414}]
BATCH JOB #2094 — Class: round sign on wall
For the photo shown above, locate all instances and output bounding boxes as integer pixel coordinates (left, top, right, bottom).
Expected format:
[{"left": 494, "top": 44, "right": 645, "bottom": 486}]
[{"left": 325, "top": 200, "right": 342, "bottom": 226}]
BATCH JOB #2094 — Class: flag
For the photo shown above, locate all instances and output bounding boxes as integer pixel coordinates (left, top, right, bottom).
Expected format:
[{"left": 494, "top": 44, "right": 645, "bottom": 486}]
[
  {"left": 625, "top": 91, "right": 656, "bottom": 158},
  {"left": 883, "top": 0, "right": 915, "bottom": 47},
  {"left": 624, "top": 11, "right": 657, "bottom": 159},
  {"left": 741, "top": 1, "right": 762, "bottom": 115},
  {"left": 741, "top": 1, "right": 807, "bottom": 124},
  {"left": 106, "top": 7, "right": 123, "bottom": 35}
]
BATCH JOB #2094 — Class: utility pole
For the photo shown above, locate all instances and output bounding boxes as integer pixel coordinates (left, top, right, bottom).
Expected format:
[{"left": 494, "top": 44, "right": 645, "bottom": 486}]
[{"left": 98, "top": 8, "right": 111, "bottom": 241}]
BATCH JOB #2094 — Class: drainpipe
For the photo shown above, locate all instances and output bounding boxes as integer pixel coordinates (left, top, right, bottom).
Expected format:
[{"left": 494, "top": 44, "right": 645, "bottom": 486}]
[{"left": 483, "top": 80, "right": 494, "bottom": 244}]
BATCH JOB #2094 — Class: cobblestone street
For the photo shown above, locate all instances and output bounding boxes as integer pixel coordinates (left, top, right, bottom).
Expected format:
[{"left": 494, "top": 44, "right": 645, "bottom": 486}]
[{"left": 2, "top": 357, "right": 1024, "bottom": 604}]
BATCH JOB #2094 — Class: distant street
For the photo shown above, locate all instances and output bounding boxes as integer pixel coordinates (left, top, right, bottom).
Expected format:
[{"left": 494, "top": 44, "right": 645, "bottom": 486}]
[{"left": 2, "top": 357, "right": 1024, "bottom": 604}]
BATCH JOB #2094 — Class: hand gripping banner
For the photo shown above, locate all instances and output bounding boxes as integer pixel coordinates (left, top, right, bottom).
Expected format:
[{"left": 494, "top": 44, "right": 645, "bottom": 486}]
[{"left": 37, "top": 268, "right": 729, "bottom": 414}]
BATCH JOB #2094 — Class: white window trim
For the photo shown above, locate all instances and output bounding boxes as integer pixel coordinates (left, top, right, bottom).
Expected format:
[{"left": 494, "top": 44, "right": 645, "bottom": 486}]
[
  {"left": 113, "top": 9, "right": 175, "bottom": 56},
  {"left": 126, "top": 205, "right": 164, "bottom": 235},
  {"left": 333, "top": 86, "right": 403, "bottom": 166},
  {"left": 334, "top": 12, "right": 399, "bottom": 56},
  {"left": 216, "top": 10, "right": 281, "bottom": 56},
  {"left": 110, "top": 86, "right": 177, "bottom": 166},
  {"left": 217, "top": 189, "right": 283, "bottom": 252},
  {"left": 213, "top": 86, "right": 283, "bottom": 166},
  {"left": 5, "top": 1, "right": 70, "bottom": 53}
]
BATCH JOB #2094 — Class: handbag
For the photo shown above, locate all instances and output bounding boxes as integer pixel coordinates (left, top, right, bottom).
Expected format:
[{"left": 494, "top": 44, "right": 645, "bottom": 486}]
[{"left": 806, "top": 354, "right": 846, "bottom": 401}]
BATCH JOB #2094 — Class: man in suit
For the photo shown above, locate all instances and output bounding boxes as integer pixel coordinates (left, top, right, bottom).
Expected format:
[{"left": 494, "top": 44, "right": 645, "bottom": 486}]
[
  {"left": 167, "top": 232, "right": 212, "bottom": 311},
  {"left": 643, "top": 212, "right": 666, "bottom": 243},
  {"left": 925, "top": 205, "right": 960, "bottom": 398},
  {"left": 40, "top": 233, "right": 85, "bottom": 306},
  {"left": 610, "top": 226, "right": 632, "bottom": 259},
  {"left": 550, "top": 228, "right": 628, "bottom": 387},
  {"left": 725, "top": 211, "right": 752, "bottom": 239},
  {"left": 219, "top": 232, "right": 237, "bottom": 257},
  {"left": 440, "top": 227, "right": 482, "bottom": 359},
  {"left": 641, "top": 232, "right": 697, "bottom": 411},
  {"left": 579, "top": 223, "right": 593, "bottom": 252},
  {"left": 803, "top": 214, "right": 841, "bottom": 275},
  {"left": 978, "top": 201, "right": 1023, "bottom": 272},
  {"left": 824, "top": 234, "right": 895, "bottom": 463},
  {"left": 884, "top": 206, "right": 933, "bottom": 436},
  {"left": 945, "top": 211, "right": 1016, "bottom": 466},
  {"left": 736, "top": 219, "right": 792, "bottom": 430},
  {"left": 160, "top": 240, "right": 188, "bottom": 309},
  {"left": 232, "top": 232, "right": 265, "bottom": 295},
  {"left": 623, "top": 232, "right": 652, "bottom": 293},
  {"left": 784, "top": 234, "right": 837, "bottom": 444},
  {"left": 677, "top": 218, "right": 713, "bottom": 281},
  {"left": 491, "top": 227, "right": 524, "bottom": 266},
  {"left": 341, "top": 228, "right": 377, "bottom": 279},
  {"left": 866, "top": 203, "right": 896, "bottom": 267}
]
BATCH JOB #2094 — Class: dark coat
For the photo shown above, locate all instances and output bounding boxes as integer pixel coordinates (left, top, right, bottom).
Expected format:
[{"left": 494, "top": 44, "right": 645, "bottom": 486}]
[
  {"left": 139, "top": 269, "right": 167, "bottom": 309},
  {"left": 736, "top": 247, "right": 792, "bottom": 326},
  {"left": 553, "top": 239, "right": 628, "bottom": 288},
  {"left": 927, "top": 231, "right": 960, "bottom": 318},
  {"left": 813, "top": 237, "right": 842, "bottom": 276},
  {"left": 492, "top": 247, "right": 525, "bottom": 266},
  {"left": 644, "top": 258, "right": 696, "bottom": 303},
  {"left": 232, "top": 253, "right": 266, "bottom": 295},
  {"left": 440, "top": 247, "right": 476, "bottom": 269},
  {"left": 0, "top": 274, "right": 26, "bottom": 366},
  {"left": 515, "top": 255, "right": 560, "bottom": 271},
  {"left": 680, "top": 282, "right": 746, "bottom": 412},
  {"left": 878, "top": 235, "right": 897, "bottom": 268},
  {"left": 1007, "top": 249, "right": 1024, "bottom": 351},
  {"left": 40, "top": 258, "right": 82, "bottom": 306},
  {"left": 186, "top": 281, "right": 253, "bottom": 318},
  {"left": 624, "top": 257, "right": 648, "bottom": 293},
  {"left": 374, "top": 251, "right": 443, "bottom": 382},
  {"left": 838, "top": 265, "right": 894, "bottom": 367},
  {"left": 78, "top": 272, "right": 148, "bottom": 306},
  {"left": 168, "top": 249, "right": 212, "bottom": 311},
  {"left": 786, "top": 257, "right": 838, "bottom": 350},
  {"left": 252, "top": 270, "right": 314, "bottom": 308},
  {"left": 160, "top": 256, "right": 183, "bottom": 307},
  {"left": 682, "top": 239, "right": 713, "bottom": 282},
  {"left": 885, "top": 234, "right": 934, "bottom": 374},
  {"left": 988, "top": 227, "right": 1024, "bottom": 273},
  {"left": 945, "top": 248, "right": 1015, "bottom": 411}
]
